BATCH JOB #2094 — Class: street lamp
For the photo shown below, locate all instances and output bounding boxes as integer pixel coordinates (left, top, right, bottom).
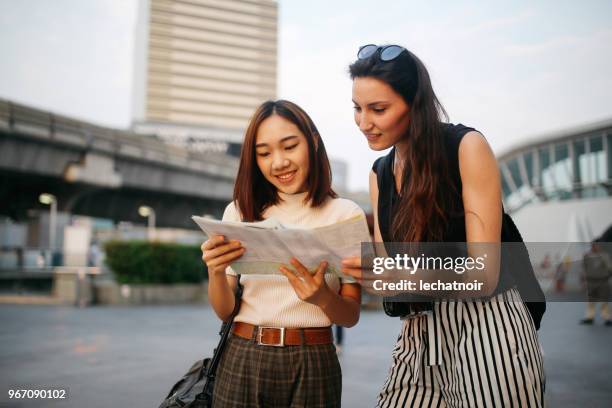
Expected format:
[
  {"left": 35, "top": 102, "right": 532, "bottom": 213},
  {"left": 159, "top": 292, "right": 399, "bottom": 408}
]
[
  {"left": 39, "top": 193, "right": 57, "bottom": 265},
  {"left": 138, "top": 205, "right": 156, "bottom": 241}
]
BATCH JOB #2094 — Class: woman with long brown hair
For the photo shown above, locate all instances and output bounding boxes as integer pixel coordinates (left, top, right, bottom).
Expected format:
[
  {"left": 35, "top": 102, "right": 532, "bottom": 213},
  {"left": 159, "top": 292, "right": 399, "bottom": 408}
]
[
  {"left": 341, "top": 45, "right": 545, "bottom": 407},
  {"left": 201, "top": 100, "right": 363, "bottom": 407}
]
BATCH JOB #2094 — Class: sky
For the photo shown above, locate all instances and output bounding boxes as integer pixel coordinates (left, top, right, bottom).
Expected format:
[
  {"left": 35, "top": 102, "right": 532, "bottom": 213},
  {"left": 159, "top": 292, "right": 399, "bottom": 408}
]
[{"left": 1, "top": 0, "right": 611, "bottom": 192}]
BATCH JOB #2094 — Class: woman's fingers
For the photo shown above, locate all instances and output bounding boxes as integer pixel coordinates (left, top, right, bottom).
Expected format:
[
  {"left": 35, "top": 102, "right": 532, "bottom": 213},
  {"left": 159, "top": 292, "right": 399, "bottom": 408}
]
[
  {"left": 341, "top": 267, "right": 378, "bottom": 293},
  {"left": 313, "top": 261, "right": 328, "bottom": 282},
  {"left": 289, "top": 258, "right": 308, "bottom": 272},
  {"left": 289, "top": 258, "right": 314, "bottom": 281},
  {"left": 341, "top": 266, "right": 381, "bottom": 283},
  {"left": 341, "top": 256, "right": 362, "bottom": 269},
  {"left": 206, "top": 247, "right": 245, "bottom": 268},
  {"left": 341, "top": 256, "right": 366, "bottom": 282},
  {"left": 201, "top": 235, "right": 226, "bottom": 251},
  {"left": 202, "top": 240, "right": 243, "bottom": 263},
  {"left": 279, "top": 265, "right": 304, "bottom": 289},
  {"left": 341, "top": 267, "right": 363, "bottom": 280}
]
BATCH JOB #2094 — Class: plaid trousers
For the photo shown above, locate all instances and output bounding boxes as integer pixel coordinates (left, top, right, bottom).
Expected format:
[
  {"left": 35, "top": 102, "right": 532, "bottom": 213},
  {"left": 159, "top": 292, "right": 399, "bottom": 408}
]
[{"left": 212, "top": 332, "right": 341, "bottom": 408}]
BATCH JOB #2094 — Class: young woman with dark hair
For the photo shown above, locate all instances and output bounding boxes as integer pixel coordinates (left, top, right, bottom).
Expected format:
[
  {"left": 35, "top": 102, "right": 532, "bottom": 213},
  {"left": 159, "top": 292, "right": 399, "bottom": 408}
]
[
  {"left": 202, "top": 100, "right": 363, "bottom": 407},
  {"left": 341, "top": 45, "right": 545, "bottom": 407}
]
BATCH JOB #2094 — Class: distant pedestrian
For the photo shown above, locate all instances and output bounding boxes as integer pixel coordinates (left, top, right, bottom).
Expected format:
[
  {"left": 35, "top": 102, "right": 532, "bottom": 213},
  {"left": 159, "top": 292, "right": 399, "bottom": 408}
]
[
  {"left": 88, "top": 241, "right": 102, "bottom": 267},
  {"left": 581, "top": 239, "right": 612, "bottom": 325},
  {"left": 540, "top": 253, "right": 551, "bottom": 269},
  {"left": 554, "top": 255, "right": 571, "bottom": 292}
]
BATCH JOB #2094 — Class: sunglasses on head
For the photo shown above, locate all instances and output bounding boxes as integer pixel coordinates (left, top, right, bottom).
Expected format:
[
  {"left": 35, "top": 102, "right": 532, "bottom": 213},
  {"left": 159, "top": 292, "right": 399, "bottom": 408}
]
[{"left": 357, "top": 44, "right": 406, "bottom": 61}]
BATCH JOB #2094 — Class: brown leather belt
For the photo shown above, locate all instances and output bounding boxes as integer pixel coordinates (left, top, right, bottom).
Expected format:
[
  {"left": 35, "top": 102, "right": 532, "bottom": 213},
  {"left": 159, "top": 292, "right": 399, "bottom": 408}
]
[{"left": 232, "top": 322, "right": 333, "bottom": 347}]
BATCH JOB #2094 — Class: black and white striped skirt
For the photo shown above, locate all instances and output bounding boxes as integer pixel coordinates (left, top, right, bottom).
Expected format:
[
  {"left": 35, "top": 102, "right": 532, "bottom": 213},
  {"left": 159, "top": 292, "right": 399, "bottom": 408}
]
[{"left": 377, "top": 288, "right": 545, "bottom": 407}]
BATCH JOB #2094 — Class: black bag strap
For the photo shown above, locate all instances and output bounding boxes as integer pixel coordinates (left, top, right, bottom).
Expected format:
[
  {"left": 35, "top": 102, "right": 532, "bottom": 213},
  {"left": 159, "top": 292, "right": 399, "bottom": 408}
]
[
  {"left": 228, "top": 274, "right": 243, "bottom": 320},
  {"left": 202, "top": 275, "right": 243, "bottom": 382}
]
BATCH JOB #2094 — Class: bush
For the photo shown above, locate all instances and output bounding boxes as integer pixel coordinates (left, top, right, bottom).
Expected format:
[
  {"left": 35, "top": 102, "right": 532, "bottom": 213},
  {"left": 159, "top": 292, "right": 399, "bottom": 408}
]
[{"left": 104, "top": 241, "right": 207, "bottom": 284}]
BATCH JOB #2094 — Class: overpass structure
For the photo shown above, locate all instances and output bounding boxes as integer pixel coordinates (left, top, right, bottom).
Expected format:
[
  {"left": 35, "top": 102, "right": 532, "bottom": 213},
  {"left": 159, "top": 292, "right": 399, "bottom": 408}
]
[{"left": 0, "top": 99, "right": 239, "bottom": 229}]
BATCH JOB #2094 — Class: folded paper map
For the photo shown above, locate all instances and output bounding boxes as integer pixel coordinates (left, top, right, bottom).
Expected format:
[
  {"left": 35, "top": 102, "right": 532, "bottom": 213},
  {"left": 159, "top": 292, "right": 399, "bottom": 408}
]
[{"left": 192, "top": 214, "right": 372, "bottom": 282}]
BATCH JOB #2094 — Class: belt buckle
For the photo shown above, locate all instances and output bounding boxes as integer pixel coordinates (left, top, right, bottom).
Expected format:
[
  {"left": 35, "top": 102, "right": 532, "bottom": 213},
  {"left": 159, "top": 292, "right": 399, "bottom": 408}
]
[{"left": 257, "top": 326, "right": 285, "bottom": 347}]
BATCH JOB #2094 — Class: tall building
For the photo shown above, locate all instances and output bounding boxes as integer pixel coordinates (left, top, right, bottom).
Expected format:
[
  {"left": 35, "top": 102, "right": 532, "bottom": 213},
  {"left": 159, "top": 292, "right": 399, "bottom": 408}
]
[
  {"left": 330, "top": 159, "right": 348, "bottom": 193},
  {"left": 131, "top": 0, "right": 278, "bottom": 147}
]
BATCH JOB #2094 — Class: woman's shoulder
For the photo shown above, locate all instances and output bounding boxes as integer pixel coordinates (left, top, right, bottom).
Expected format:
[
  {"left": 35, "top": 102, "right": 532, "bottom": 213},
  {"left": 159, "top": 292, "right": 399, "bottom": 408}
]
[
  {"left": 443, "top": 122, "right": 482, "bottom": 145},
  {"left": 442, "top": 122, "right": 477, "bottom": 135},
  {"left": 371, "top": 148, "right": 394, "bottom": 174},
  {"left": 320, "top": 196, "right": 365, "bottom": 220},
  {"left": 222, "top": 201, "right": 242, "bottom": 222},
  {"left": 442, "top": 121, "right": 489, "bottom": 161},
  {"left": 326, "top": 196, "right": 363, "bottom": 211},
  {"left": 441, "top": 122, "right": 485, "bottom": 162}
]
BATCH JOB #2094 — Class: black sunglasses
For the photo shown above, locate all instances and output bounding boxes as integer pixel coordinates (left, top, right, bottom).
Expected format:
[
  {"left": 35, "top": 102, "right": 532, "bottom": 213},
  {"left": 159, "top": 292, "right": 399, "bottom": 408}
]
[{"left": 357, "top": 44, "right": 406, "bottom": 61}]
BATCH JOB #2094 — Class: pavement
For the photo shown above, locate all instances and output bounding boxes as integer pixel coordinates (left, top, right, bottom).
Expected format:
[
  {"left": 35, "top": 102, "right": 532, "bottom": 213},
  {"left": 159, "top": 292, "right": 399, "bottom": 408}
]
[{"left": 0, "top": 301, "right": 611, "bottom": 407}]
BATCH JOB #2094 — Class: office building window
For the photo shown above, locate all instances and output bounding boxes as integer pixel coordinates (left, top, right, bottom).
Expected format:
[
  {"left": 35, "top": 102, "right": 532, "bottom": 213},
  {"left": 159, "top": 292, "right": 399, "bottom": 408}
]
[
  {"left": 523, "top": 151, "right": 535, "bottom": 186},
  {"left": 582, "top": 135, "right": 607, "bottom": 197},
  {"left": 553, "top": 143, "right": 572, "bottom": 199},
  {"left": 540, "top": 146, "right": 557, "bottom": 199}
]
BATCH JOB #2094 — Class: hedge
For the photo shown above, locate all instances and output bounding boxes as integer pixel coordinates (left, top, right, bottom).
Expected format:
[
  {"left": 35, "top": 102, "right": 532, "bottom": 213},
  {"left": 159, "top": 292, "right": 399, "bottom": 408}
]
[{"left": 104, "top": 241, "right": 207, "bottom": 284}]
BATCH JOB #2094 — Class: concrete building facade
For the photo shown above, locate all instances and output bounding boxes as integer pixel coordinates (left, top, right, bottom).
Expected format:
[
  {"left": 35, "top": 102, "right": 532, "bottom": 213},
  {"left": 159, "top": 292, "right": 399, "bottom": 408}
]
[
  {"left": 497, "top": 118, "right": 612, "bottom": 241},
  {"left": 131, "top": 0, "right": 278, "bottom": 145}
]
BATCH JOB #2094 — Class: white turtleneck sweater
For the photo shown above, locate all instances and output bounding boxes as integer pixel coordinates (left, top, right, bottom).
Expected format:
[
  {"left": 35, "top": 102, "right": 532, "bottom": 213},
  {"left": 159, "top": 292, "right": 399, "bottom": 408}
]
[{"left": 221, "top": 192, "right": 365, "bottom": 328}]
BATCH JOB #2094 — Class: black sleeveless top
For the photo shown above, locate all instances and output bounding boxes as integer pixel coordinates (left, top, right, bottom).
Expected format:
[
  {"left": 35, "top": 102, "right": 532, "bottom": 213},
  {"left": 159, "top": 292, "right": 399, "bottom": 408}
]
[{"left": 372, "top": 123, "right": 515, "bottom": 296}]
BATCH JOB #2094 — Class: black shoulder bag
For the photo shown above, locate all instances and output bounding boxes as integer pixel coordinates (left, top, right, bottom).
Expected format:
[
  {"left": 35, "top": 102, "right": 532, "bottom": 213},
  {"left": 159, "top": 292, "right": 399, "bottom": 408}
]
[
  {"left": 500, "top": 214, "right": 546, "bottom": 329},
  {"left": 159, "top": 275, "right": 243, "bottom": 408}
]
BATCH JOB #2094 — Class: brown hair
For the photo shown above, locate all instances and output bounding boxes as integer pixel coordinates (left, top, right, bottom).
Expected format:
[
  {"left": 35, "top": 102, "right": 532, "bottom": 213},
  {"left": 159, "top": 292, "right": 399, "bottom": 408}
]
[
  {"left": 349, "top": 47, "right": 454, "bottom": 242},
  {"left": 233, "top": 100, "right": 337, "bottom": 221}
]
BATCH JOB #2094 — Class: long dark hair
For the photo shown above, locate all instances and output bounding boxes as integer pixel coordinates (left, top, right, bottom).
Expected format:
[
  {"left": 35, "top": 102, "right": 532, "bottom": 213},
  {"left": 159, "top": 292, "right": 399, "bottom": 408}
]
[
  {"left": 349, "top": 47, "right": 454, "bottom": 242},
  {"left": 233, "top": 100, "right": 336, "bottom": 221}
]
